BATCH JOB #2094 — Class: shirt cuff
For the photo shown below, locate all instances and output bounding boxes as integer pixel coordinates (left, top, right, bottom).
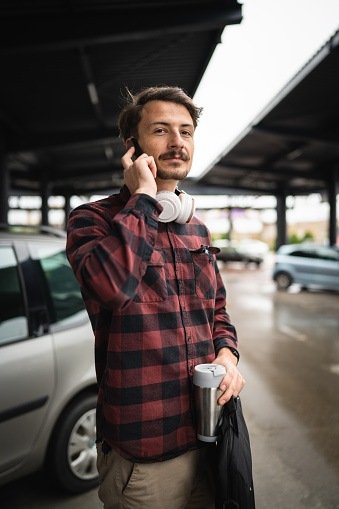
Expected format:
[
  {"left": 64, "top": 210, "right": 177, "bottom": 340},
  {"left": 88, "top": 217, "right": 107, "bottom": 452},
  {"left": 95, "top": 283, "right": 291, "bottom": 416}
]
[{"left": 214, "top": 338, "right": 239, "bottom": 362}]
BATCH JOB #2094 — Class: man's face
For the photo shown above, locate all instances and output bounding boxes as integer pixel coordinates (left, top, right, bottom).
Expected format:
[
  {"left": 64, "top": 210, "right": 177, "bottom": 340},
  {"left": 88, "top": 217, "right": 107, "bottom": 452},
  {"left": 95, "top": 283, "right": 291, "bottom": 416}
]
[{"left": 136, "top": 100, "right": 195, "bottom": 181}]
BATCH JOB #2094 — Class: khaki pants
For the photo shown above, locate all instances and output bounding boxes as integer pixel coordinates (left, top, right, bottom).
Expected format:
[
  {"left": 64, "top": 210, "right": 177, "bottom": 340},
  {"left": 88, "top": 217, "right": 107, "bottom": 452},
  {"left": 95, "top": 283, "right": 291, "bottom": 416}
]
[{"left": 97, "top": 445, "right": 215, "bottom": 509}]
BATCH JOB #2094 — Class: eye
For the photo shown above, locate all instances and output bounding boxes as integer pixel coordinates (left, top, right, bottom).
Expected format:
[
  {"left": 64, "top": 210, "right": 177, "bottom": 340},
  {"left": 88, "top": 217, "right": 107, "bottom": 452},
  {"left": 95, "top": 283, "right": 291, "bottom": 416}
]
[
  {"left": 154, "top": 128, "right": 166, "bottom": 134},
  {"left": 181, "top": 129, "right": 193, "bottom": 137}
]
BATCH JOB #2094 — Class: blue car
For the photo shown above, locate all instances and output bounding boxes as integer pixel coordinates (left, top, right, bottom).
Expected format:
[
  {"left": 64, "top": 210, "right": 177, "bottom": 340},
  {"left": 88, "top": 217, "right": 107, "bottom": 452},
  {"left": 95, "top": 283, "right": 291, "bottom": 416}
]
[{"left": 273, "top": 243, "right": 339, "bottom": 291}]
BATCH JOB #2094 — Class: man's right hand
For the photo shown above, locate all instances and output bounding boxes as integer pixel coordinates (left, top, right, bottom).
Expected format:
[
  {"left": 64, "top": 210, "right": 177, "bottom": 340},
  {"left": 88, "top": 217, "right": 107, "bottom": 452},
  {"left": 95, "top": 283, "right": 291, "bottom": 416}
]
[{"left": 121, "top": 145, "right": 157, "bottom": 199}]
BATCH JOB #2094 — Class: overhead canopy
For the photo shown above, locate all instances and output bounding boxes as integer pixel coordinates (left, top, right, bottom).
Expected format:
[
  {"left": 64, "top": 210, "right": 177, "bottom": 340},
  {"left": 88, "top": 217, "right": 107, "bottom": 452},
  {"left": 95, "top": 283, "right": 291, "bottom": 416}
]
[
  {"left": 193, "top": 29, "right": 339, "bottom": 197},
  {"left": 1, "top": 0, "right": 242, "bottom": 197}
]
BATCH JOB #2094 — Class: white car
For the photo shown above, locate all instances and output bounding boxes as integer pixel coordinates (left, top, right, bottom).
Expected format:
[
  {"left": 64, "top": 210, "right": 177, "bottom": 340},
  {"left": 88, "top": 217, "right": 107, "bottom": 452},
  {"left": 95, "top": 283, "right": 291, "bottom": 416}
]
[{"left": 0, "top": 226, "right": 97, "bottom": 493}]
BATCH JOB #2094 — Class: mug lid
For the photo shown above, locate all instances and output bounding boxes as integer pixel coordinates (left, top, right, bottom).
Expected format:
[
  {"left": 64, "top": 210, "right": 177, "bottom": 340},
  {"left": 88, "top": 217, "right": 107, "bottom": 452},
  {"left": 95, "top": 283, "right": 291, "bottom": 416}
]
[{"left": 193, "top": 363, "right": 226, "bottom": 387}]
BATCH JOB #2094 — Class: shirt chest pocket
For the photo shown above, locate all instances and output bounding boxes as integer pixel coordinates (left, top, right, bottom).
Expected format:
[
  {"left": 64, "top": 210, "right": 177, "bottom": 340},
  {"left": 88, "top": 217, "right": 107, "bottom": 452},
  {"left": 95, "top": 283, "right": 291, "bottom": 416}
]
[
  {"left": 189, "top": 247, "right": 218, "bottom": 300},
  {"left": 133, "top": 250, "right": 168, "bottom": 303}
]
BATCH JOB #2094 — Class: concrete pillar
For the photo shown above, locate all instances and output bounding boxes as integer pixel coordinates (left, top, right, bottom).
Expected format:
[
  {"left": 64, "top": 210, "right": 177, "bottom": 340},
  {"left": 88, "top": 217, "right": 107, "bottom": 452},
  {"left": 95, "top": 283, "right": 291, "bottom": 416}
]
[
  {"left": 0, "top": 134, "right": 9, "bottom": 224},
  {"left": 64, "top": 191, "right": 71, "bottom": 230},
  {"left": 41, "top": 173, "right": 49, "bottom": 226},
  {"left": 328, "top": 169, "right": 338, "bottom": 246},
  {"left": 227, "top": 207, "right": 233, "bottom": 241},
  {"left": 276, "top": 184, "right": 287, "bottom": 249}
]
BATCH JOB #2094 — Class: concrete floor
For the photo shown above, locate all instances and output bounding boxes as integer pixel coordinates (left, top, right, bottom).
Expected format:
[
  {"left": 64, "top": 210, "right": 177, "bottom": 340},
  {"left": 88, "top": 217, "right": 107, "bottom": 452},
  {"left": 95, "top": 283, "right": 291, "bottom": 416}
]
[
  {"left": 2, "top": 256, "right": 339, "bottom": 508},
  {"left": 221, "top": 257, "right": 339, "bottom": 509}
]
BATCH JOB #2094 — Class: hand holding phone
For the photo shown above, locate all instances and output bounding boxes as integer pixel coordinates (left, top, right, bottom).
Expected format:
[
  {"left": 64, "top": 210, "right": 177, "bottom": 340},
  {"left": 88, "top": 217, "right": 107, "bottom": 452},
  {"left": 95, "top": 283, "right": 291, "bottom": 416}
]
[
  {"left": 127, "top": 138, "right": 143, "bottom": 161},
  {"left": 122, "top": 138, "right": 157, "bottom": 198}
]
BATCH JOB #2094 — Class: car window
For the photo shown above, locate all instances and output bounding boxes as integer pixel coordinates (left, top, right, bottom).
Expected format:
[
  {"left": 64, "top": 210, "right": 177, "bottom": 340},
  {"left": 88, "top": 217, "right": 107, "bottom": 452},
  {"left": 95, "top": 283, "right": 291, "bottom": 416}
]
[
  {"left": 289, "top": 250, "right": 315, "bottom": 258},
  {"left": 28, "top": 243, "right": 87, "bottom": 331},
  {"left": 315, "top": 248, "right": 339, "bottom": 262},
  {"left": 0, "top": 247, "right": 29, "bottom": 345}
]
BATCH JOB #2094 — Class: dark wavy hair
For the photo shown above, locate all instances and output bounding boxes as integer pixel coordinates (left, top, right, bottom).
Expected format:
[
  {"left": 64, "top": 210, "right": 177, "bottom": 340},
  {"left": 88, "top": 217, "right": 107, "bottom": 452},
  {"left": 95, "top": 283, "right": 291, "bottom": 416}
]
[{"left": 118, "top": 86, "right": 203, "bottom": 141}]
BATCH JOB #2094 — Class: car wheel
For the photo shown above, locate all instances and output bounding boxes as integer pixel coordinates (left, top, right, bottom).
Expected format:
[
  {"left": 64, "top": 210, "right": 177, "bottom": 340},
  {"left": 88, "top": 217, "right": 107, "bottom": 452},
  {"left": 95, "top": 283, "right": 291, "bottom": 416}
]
[
  {"left": 275, "top": 272, "right": 293, "bottom": 291},
  {"left": 47, "top": 393, "right": 98, "bottom": 493}
]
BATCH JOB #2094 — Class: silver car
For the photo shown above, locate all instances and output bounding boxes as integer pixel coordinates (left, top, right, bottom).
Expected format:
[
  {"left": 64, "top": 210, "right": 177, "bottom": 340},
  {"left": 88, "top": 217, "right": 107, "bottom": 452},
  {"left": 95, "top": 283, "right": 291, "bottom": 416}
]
[
  {"left": 0, "top": 226, "right": 97, "bottom": 493},
  {"left": 273, "top": 243, "right": 339, "bottom": 291}
]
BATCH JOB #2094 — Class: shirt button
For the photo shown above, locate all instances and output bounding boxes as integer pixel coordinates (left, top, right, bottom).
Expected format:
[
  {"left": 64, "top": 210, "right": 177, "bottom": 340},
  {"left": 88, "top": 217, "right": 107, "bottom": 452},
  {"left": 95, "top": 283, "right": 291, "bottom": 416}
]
[
  {"left": 150, "top": 239, "right": 154, "bottom": 245},
  {"left": 188, "top": 337, "right": 192, "bottom": 342},
  {"left": 189, "top": 366, "right": 193, "bottom": 374}
]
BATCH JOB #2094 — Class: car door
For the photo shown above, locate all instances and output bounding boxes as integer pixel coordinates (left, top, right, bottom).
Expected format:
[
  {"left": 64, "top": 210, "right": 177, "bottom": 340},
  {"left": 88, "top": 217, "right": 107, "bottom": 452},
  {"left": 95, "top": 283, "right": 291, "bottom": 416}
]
[
  {"left": 286, "top": 248, "right": 317, "bottom": 285},
  {"left": 0, "top": 243, "right": 55, "bottom": 476},
  {"left": 311, "top": 247, "right": 339, "bottom": 287}
]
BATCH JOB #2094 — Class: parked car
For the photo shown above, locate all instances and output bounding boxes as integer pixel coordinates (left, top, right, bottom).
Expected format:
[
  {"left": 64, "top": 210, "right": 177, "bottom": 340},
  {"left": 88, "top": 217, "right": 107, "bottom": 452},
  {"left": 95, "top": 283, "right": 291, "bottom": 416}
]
[
  {"left": 236, "top": 239, "right": 270, "bottom": 257},
  {"left": 0, "top": 225, "right": 97, "bottom": 493},
  {"left": 273, "top": 243, "right": 339, "bottom": 291},
  {"left": 214, "top": 240, "right": 263, "bottom": 266}
]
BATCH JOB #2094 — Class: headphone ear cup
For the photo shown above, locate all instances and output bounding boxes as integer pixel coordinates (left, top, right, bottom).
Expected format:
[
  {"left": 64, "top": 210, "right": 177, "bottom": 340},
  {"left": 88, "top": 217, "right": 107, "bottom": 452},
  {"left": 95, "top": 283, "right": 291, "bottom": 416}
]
[
  {"left": 156, "top": 191, "right": 181, "bottom": 223},
  {"left": 176, "top": 192, "right": 195, "bottom": 224}
]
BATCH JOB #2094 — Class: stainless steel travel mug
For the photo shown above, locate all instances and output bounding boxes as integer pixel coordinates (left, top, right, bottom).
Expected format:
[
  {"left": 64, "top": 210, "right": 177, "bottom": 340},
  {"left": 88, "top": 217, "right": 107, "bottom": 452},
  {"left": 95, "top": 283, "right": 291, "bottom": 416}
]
[{"left": 193, "top": 363, "right": 226, "bottom": 442}]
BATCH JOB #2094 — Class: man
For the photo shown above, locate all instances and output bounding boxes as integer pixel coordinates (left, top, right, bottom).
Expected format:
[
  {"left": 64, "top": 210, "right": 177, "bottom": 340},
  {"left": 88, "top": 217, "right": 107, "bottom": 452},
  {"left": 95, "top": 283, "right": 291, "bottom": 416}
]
[{"left": 66, "top": 86, "right": 245, "bottom": 508}]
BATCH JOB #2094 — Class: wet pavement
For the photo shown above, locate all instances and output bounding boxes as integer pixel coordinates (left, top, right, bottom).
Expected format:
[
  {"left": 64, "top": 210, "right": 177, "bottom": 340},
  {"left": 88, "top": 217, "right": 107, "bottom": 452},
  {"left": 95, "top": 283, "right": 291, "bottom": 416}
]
[
  {"left": 1, "top": 255, "right": 339, "bottom": 508},
  {"left": 221, "top": 256, "right": 339, "bottom": 509}
]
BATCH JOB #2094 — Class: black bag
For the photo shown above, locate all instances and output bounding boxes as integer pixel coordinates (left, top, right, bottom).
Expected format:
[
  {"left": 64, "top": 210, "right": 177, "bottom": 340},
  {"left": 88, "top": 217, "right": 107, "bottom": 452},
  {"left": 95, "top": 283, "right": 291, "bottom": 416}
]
[{"left": 213, "top": 396, "right": 255, "bottom": 509}]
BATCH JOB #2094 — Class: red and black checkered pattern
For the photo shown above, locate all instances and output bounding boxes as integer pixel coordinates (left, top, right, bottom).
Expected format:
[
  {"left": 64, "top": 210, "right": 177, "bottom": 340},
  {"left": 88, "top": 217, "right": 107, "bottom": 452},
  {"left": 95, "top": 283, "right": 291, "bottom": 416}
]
[{"left": 67, "top": 186, "right": 238, "bottom": 463}]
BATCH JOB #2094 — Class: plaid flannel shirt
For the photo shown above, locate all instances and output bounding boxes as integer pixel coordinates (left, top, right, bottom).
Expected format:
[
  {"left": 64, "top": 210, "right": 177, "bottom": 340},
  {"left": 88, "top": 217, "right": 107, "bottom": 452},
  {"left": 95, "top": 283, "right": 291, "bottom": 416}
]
[{"left": 66, "top": 185, "right": 238, "bottom": 463}]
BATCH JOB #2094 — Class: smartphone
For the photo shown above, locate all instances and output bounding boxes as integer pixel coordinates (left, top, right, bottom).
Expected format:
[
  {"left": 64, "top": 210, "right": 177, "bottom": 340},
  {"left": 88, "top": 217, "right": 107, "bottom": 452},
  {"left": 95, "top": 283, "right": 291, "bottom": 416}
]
[{"left": 127, "top": 138, "right": 143, "bottom": 161}]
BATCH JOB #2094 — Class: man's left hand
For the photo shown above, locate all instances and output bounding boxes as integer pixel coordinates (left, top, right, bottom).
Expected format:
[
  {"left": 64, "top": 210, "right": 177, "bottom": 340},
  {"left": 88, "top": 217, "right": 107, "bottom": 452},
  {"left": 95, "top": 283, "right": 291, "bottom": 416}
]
[{"left": 212, "top": 347, "right": 245, "bottom": 405}]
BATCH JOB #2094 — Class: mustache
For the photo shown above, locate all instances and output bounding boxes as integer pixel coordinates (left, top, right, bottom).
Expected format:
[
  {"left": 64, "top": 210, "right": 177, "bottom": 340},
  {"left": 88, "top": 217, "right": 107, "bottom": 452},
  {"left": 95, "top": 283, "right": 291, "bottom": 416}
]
[{"left": 159, "top": 150, "right": 190, "bottom": 162}]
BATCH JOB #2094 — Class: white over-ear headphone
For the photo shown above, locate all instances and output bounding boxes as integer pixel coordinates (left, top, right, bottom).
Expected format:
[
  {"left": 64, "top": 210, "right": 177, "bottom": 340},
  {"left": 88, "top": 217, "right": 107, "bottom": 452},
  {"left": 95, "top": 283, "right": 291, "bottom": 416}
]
[{"left": 156, "top": 189, "right": 195, "bottom": 224}]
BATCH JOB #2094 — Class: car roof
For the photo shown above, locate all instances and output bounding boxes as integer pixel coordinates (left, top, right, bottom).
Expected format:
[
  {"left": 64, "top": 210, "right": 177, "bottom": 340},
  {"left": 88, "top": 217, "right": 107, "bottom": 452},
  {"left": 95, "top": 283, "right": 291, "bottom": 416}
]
[
  {"left": 0, "top": 224, "right": 66, "bottom": 243},
  {"left": 278, "top": 243, "right": 339, "bottom": 253}
]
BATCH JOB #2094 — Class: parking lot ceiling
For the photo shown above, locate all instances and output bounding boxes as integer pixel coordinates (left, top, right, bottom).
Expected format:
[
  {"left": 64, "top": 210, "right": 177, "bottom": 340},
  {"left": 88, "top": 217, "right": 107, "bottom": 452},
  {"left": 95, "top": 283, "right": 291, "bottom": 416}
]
[
  {"left": 191, "top": 29, "right": 339, "bottom": 197},
  {"left": 0, "top": 0, "right": 242, "bottom": 196}
]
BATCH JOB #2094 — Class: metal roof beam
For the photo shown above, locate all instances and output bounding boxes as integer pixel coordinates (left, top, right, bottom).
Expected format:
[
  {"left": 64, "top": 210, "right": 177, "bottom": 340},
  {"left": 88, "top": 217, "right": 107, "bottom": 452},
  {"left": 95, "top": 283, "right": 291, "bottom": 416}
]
[
  {"left": 215, "top": 162, "right": 323, "bottom": 180},
  {"left": 79, "top": 48, "right": 106, "bottom": 127},
  {"left": 0, "top": 2, "right": 242, "bottom": 54},
  {"left": 252, "top": 125, "right": 339, "bottom": 147},
  {"left": 199, "top": 180, "right": 280, "bottom": 194},
  {"left": 198, "top": 178, "right": 326, "bottom": 196},
  {"left": 7, "top": 127, "right": 120, "bottom": 153}
]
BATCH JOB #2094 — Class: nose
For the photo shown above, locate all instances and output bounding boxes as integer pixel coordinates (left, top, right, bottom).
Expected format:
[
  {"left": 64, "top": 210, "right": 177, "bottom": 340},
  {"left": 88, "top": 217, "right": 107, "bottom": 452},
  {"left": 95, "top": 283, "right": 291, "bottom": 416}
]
[{"left": 168, "top": 130, "right": 184, "bottom": 149}]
